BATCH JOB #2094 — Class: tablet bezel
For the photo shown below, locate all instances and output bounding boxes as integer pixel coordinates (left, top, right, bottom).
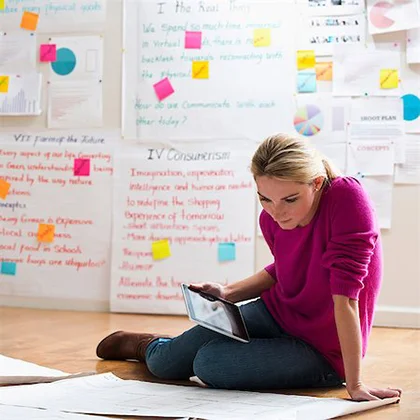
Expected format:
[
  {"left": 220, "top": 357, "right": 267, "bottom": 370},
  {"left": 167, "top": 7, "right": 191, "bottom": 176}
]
[{"left": 181, "top": 283, "right": 250, "bottom": 343}]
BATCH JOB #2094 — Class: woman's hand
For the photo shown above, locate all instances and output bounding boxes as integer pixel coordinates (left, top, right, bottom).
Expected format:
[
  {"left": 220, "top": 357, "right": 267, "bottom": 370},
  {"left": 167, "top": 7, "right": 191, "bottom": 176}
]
[
  {"left": 188, "top": 282, "right": 227, "bottom": 299},
  {"left": 347, "top": 382, "right": 402, "bottom": 401}
]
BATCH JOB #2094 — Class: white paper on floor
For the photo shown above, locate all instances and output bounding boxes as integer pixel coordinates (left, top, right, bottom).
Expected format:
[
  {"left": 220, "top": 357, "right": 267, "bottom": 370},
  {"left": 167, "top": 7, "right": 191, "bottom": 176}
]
[{"left": 0, "top": 372, "right": 399, "bottom": 420}]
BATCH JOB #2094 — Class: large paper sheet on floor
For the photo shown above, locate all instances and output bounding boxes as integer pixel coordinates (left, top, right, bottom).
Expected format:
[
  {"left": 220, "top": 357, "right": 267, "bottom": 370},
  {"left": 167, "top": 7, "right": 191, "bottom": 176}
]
[
  {"left": 0, "top": 355, "right": 95, "bottom": 386},
  {"left": 123, "top": 0, "right": 297, "bottom": 141},
  {"left": 0, "top": 372, "right": 399, "bottom": 420},
  {"left": 0, "top": 131, "right": 114, "bottom": 303},
  {"left": 0, "top": 0, "right": 106, "bottom": 32},
  {"left": 110, "top": 143, "right": 256, "bottom": 314},
  {"left": 0, "top": 405, "right": 119, "bottom": 420}
]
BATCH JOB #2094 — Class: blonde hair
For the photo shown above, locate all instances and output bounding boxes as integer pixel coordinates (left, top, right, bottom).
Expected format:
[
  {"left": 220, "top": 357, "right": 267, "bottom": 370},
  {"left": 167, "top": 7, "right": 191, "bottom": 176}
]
[{"left": 251, "top": 134, "right": 340, "bottom": 184}]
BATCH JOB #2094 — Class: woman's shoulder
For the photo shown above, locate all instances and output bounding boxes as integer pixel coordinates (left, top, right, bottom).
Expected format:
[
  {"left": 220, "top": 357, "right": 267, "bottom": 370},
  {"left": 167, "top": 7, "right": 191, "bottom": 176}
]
[
  {"left": 325, "top": 176, "right": 369, "bottom": 202},
  {"left": 324, "top": 176, "right": 376, "bottom": 223}
]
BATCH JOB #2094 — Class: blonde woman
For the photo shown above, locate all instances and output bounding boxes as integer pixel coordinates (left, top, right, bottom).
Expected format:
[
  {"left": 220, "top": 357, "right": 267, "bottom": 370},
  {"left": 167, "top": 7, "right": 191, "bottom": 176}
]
[{"left": 97, "top": 134, "right": 401, "bottom": 401}]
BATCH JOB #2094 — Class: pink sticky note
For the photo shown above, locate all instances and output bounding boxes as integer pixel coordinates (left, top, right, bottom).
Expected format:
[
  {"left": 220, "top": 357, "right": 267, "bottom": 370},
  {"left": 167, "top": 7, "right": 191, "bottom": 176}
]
[
  {"left": 40, "top": 44, "right": 57, "bottom": 62},
  {"left": 74, "top": 158, "right": 90, "bottom": 176},
  {"left": 185, "top": 31, "right": 202, "bottom": 49},
  {"left": 153, "top": 77, "right": 174, "bottom": 101}
]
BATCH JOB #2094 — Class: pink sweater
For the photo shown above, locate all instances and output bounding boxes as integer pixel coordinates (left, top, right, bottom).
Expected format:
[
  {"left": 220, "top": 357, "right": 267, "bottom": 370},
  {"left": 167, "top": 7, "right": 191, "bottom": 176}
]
[{"left": 260, "top": 177, "right": 382, "bottom": 379}]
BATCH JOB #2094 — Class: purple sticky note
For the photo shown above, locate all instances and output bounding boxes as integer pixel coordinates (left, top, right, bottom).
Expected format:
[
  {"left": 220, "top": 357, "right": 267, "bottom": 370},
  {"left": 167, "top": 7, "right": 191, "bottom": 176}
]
[
  {"left": 40, "top": 44, "right": 57, "bottom": 62},
  {"left": 74, "top": 158, "right": 90, "bottom": 176},
  {"left": 153, "top": 77, "right": 174, "bottom": 101},
  {"left": 185, "top": 31, "right": 202, "bottom": 49}
]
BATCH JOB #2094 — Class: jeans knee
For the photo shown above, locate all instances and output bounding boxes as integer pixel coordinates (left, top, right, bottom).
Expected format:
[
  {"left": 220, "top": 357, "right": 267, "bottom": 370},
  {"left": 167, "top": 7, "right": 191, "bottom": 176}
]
[{"left": 193, "top": 341, "right": 227, "bottom": 388}]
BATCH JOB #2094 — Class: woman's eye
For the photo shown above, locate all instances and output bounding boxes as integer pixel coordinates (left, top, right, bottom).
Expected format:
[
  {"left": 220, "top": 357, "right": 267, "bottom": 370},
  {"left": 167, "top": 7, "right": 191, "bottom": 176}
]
[
  {"left": 285, "top": 198, "right": 298, "bottom": 203},
  {"left": 259, "top": 197, "right": 270, "bottom": 202}
]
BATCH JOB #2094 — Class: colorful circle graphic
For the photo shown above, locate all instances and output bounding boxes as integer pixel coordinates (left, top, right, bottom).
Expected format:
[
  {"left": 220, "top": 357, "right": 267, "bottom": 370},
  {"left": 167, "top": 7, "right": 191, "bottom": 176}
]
[
  {"left": 294, "top": 105, "right": 324, "bottom": 137},
  {"left": 402, "top": 94, "right": 420, "bottom": 121},
  {"left": 51, "top": 48, "right": 77, "bottom": 76}
]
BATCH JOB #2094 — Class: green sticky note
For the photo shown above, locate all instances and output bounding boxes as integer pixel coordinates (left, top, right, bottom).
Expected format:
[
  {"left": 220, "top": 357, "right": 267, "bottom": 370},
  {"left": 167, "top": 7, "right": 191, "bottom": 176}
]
[{"left": 218, "top": 243, "right": 236, "bottom": 262}]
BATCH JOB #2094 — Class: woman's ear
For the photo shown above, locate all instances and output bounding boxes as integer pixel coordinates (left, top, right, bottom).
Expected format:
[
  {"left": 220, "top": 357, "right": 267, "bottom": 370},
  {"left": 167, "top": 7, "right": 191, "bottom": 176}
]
[{"left": 313, "top": 176, "right": 324, "bottom": 192}]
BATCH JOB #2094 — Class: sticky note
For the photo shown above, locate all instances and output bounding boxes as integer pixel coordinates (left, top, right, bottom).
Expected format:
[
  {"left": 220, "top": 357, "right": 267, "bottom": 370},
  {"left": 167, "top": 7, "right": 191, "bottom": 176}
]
[
  {"left": 218, "top": 243, "right": 236, "bottom": 262},
  {"left": 37, "top": 224, "right": 55, "bottom": 243},
  {"left": 297, "top": 50, "right": 315, "bottom": 70},
  {"left": 297, "top": 70, "right": 317, "bottom": 93},
  {"left": 153, "top": 77, "right": 174, "bottom": 101},
  {"left": 0, "top": 0, "right": 5, "bottom": 11},
  {"left": 40, "top": 44, "right": 57, "bottom": 62},
  {"left": 152, "top": 239, "right": 171, "bottom": 260},
  {"left": 380, "top": 69, "right": 399, "bottom": 89},
  {"left": 74, "top": 158, "right": 90, "bottom": 176},
  {"left": 1, "top": 261, "right": 17, "bottom": 276},
  {"left": 192, "top": 61, "right": 209, "bottom": 79},
  {"left": 0, "top": 178, "right": 11, "bottom": 199},
  {"left": 20, "top": 11, "right": 39, "bottom": 31},
  {"left": 0, "top": 75, "right": 9, "bottom": 93},
  {"left": 254, "top": 29, "right": 271, "bottom": 47},
  {"left": 185, "top": 31, "right": 202, "bottom": 49},
  {"left": 315, "top": 62, "right": 333, "bottom": 81}
]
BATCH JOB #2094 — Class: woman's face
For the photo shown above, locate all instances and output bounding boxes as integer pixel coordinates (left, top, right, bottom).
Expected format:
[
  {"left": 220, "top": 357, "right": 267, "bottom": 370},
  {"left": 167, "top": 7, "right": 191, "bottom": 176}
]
[{"left": 255, "top": 175, "right": 323, "bottom": 230}]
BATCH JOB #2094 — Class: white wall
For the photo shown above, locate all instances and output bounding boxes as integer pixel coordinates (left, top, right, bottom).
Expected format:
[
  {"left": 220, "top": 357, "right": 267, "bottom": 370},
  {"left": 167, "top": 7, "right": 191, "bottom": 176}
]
[{"left": 1, "top": 0, "right": 419, "bottom": 327}]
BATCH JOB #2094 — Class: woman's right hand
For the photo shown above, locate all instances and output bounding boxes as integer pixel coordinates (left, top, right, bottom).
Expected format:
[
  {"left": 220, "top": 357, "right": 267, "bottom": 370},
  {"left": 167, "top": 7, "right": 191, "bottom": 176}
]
[{"left": 188, "top": 282, "right": 227, "bottom": 300}]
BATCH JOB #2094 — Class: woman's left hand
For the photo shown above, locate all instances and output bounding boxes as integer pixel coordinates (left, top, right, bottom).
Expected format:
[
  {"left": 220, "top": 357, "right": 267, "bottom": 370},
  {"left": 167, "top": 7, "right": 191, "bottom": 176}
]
[{"left": 347, "top": 383, "right": 402, "bottom": 401}]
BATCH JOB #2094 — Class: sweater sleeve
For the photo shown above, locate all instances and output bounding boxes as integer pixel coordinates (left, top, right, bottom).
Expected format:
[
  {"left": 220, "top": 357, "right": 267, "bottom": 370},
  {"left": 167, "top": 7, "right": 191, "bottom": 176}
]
[
  {"left": 259, "top": 210, "right": 277, "bottom": 281},
  {"left": 322, "top": 178, "right": 379, "bottom": 299}
]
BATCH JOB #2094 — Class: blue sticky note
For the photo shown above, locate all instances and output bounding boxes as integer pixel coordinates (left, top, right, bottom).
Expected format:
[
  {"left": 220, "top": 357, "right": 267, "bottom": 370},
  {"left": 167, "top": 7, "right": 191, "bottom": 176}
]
[
  {"left": 218, "top": 242, "right": 236, "bottom": 262},
  {"left": 297, "top": 70, "right": 317, "bottom": 93},
  {"left": 1, "top": 261, "right": 17, "bottom": 276}
]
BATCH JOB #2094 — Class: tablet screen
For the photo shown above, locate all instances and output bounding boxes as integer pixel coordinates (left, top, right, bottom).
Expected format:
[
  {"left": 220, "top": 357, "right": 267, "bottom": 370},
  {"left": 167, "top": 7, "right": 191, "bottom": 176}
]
[{"left": 181, "top": 284, "right": 250, "bottom": 343}]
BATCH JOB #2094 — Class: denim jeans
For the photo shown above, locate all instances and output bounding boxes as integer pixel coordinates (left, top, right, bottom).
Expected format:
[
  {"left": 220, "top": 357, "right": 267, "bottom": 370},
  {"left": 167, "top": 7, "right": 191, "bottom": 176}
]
[{"left": 145, "top": 299, "right": 343, "bottom": 390}]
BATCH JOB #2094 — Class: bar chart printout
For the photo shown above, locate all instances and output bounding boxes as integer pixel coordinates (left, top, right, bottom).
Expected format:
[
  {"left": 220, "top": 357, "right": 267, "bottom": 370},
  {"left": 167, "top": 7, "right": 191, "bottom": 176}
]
[{"left": 0, "top": 73, "right": 42, "bottom": 115}]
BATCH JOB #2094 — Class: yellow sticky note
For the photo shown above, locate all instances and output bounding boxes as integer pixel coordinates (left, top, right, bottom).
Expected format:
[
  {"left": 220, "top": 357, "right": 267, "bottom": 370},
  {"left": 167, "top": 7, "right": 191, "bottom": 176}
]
[
  {"left": 152, "top": 239, "right": 171, "bottom": 260},
  {"left": 192, "top": 61, "right": 209, "bottom": 79},
  {"left": 0, "top": 178, "right": 11, "bottom": 199},
  {"left": 37, "top": 223, "right": 55, "bottom": 243},
  {"left": 0, "top": 75, "right": 9, "bottom": 93},
  {"left": 380, "top": 69, "right": 399, "bottom": 89},
  {"left": 20, "top": 11, "right": 39, "bottom": 31},
  {"left": 315, "top": 62, "right": 333, "bottom": 81},
  {"left": 297, "top": 50, "right": 315, "bottom": 70},
  {"left": 254, "top": 29, "right": 271, "bottom": 47},
  {"left": 0, "top": 0, "right": 5, "bottom": 11}
]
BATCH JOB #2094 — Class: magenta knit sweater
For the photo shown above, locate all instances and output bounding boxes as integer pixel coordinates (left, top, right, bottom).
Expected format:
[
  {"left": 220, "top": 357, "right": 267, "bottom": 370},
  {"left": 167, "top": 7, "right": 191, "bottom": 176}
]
[{"left": 260, "top": 177, "right": 382, "bottom": 379}]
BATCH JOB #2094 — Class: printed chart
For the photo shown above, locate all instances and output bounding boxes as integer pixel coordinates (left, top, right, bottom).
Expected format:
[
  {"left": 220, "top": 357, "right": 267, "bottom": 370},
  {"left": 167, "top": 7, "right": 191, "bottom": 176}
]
[
  {"left": 51, "top": 48, "right": 77, "bottom": 76},
  {"left": 370, "top": 1, "right": 395, "bottom": 29},
  {"left": 294, "top": 105, "right": 324, "bottom": 136}
]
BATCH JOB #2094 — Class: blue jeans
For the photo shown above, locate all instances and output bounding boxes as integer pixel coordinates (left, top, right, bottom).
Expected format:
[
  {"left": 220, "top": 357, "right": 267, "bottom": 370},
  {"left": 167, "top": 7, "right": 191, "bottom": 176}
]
[{"left": 145, "top": 299, "right": 343, "bottom": 390}]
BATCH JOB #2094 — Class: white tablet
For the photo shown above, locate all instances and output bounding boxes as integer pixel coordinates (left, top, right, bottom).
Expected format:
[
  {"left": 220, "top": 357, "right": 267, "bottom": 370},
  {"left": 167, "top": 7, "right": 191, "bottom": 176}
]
[{"left": 181, "top": 284, "right": 250, "bottom": 343}]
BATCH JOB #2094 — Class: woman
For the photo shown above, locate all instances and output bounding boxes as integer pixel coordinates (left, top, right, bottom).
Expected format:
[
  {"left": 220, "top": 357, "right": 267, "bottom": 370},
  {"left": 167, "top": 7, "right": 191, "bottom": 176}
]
[{"left": 97, "top": 134, "right": 401, "bottom": 401}]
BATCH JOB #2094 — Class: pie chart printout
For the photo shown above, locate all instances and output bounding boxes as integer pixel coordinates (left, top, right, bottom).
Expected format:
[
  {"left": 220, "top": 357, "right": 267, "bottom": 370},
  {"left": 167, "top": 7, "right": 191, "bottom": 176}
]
[
  {"left": 370, "top": 1, "right": 395, "bottom": 29},
  {"left": 294, "top": 105, "right": 324, "bottom": 137},
  {"left": 402, "top": 94, "right": 420, "bottom": 121},
  {"left": 51, "top": 48, "right": 77, "bottom": 76}
]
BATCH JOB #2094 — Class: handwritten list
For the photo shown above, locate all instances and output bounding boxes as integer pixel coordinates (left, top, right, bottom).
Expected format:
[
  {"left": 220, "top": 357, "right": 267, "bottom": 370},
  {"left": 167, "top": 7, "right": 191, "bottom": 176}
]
[
  {"left": 111, "top": 143, "right": 256, "bottom": 314},
  {"left": 123, "top": 0, "right": 297, "bottom": 141},
  {"left": 0, "top": 131, "right": 114, "bottom": 301}
]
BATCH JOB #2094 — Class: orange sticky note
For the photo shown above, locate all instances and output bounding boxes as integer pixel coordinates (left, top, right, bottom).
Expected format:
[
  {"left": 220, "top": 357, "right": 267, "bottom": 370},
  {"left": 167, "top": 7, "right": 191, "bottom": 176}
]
[
  {"left": 315, "top": 62, "right": 333, "bottom": 81},
  {"left": 0, "top": 178, "right": 11, "bottom": 199},
  {"left": 37, "top": 223, "right": 55, "bottom": 243},
  {"left": 380, "top": 69, "right": 399, "bottom": 89},
  {"left": 297, "top": 50, "right": 315, "bottom": 70},
  {"left": 152, "top": 239, "right": 171, "bottom": 260},
  {"left": 254, "top": 29, "right": 271, "bottom": 47},
  {"left": 192, "top": 61, "right": 209, "bottom": 79},
  {"left": 0, "top": 75, "right": 9, "bottom": 93},
  {"left": 20, "top": 11, "right": 39, "bottom": 31}
]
